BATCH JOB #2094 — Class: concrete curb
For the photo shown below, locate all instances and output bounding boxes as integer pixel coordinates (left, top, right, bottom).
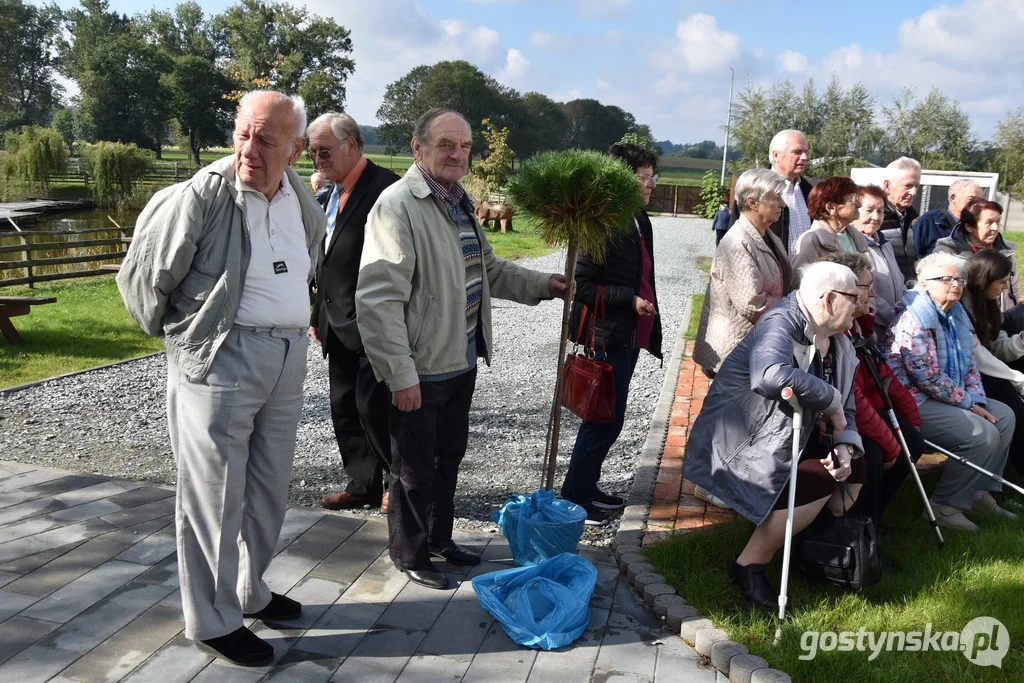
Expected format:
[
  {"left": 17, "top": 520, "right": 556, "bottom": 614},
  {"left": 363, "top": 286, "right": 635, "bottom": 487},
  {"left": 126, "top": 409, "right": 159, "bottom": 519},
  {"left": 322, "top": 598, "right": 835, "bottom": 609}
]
[{"left": 610, "top": 295, "right": 791, "bottom": 683}]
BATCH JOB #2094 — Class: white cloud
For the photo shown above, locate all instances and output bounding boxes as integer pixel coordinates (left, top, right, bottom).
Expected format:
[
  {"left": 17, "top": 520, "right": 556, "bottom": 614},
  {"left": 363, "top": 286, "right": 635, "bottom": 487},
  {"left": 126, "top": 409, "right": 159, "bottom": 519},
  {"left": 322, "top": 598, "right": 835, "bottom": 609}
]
[
  {"left": 674, "top": 14, "right": 740, "bottom": 74},
  {"left": 496, "top": 48, "right": 531, "bottom": 86},
  {"left": 529, "top": 29, "right": 557, "bottom": 48},
  {"left": 596, "top": 77, "right": 611, "bottom": 91},
  {"left": 897, "top": 0, "right": 1024, "bottom": 66},
  {"left": 779, "top": 50, "right": 808, "bottom": 73}
]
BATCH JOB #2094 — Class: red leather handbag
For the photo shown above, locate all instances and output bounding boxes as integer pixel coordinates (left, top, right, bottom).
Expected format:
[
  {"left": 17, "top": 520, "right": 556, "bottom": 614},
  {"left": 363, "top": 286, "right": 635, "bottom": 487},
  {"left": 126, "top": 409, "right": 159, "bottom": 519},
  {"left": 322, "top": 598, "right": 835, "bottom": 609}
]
[{"left": 561, "top": 287, "right": 616, "bottom": 423}]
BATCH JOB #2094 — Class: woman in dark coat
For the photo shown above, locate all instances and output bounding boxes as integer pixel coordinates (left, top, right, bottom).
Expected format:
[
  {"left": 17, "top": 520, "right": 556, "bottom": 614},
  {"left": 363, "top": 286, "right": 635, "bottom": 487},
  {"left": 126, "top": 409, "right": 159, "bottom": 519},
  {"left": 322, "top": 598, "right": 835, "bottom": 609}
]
[
  {"left": 560, "top": 143, "right": 662, "bottom": 526},
  {"left": 684, "top": 261, "right": 865, "bottom": 607}
]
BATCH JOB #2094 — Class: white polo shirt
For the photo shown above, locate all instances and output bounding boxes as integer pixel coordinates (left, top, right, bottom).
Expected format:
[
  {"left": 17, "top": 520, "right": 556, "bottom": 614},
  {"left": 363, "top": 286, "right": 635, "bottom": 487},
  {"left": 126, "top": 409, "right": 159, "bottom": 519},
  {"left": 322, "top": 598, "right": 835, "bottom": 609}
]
[
  {"left": 233, "top": 173, "right": 310, "bottom": 328},
  {"left": 783, "top": 178, "right": 812, "bottom": 254}
]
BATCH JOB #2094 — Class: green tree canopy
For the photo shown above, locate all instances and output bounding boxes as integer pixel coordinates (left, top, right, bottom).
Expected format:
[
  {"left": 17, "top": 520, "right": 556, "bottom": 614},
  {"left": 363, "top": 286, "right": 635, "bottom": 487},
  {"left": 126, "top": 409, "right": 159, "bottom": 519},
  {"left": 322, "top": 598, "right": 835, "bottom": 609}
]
[
  {"left": 995, "top": 107, "right": 1024, "bottom": 198},
  {"left": 880, "top": 87, "right": 974, "bottom": 169},
  {"left": 561, "top": 98, "right": 635, "bottom": 152},
  {"left": 161, "top": 55, "right": 232, "bottom": 166},
  {"left": 0, "top": 1, "right": 63, "bottom": 132}
]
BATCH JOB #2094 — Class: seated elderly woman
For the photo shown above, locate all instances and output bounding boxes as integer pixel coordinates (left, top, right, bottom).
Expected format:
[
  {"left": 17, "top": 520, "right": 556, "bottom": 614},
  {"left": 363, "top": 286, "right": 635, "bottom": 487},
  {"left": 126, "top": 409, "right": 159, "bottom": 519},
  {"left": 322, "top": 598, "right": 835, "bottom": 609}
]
[
  {"left": 693, "top": 168, "right": 793, "bottom": 376},
  {"left": 685, "top": 261, "right": 865, "bottom": 608},
  {"left": 791, "top": 176, "right": 870, "bottom": 272},
  {"left": 852, "top": 184, "right": 906, "bottom": 342},
  {"left": 934, "top": 197, "right": 1020, "bottom": 312},
  {"left": 885, "top": 253, "right": 1016, "bottom": 531},
  {"left": 961, "top": 249, "right": 1024, "bottom": 474}
]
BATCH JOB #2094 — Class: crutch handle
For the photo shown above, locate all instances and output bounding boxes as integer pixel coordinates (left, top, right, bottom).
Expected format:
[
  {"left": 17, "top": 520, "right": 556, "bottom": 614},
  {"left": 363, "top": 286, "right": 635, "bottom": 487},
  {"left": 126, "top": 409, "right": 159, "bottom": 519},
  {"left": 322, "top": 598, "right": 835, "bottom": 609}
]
[{"left": 781, "top": 387, "right": 801, "bottom": 411}]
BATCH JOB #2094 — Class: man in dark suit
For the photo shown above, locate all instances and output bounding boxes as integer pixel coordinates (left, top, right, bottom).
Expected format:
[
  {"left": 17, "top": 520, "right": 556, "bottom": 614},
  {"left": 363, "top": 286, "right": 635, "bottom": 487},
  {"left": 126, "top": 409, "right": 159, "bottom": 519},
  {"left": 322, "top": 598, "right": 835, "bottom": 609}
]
[
  {"left": 727, "top": 129, "right": 812, "bottom": 254},
  {"left": 307, "top": 113, "right": 399, "bottom": 510}
]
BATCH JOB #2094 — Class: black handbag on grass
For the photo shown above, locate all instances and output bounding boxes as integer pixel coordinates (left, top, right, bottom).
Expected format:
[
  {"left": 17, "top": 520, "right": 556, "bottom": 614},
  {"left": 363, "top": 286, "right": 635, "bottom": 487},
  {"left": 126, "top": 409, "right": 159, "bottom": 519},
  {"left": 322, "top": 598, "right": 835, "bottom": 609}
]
[{"left": 793, "top": 483, "right": 882, "bottom": 592}]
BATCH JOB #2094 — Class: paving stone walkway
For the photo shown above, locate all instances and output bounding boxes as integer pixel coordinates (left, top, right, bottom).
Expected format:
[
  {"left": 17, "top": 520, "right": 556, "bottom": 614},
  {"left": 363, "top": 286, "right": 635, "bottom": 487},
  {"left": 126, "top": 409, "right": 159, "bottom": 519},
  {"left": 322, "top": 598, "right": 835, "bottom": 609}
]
[{"left": 0, "top": 460, "right": 714, "bottom": 682}]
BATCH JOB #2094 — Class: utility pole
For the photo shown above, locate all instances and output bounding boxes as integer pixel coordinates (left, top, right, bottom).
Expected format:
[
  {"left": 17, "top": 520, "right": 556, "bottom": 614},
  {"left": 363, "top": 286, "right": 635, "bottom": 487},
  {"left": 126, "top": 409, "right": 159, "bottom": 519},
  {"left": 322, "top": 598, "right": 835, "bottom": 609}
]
[{"left": 720, "top": 67, "right": 735, "bottom": 190}]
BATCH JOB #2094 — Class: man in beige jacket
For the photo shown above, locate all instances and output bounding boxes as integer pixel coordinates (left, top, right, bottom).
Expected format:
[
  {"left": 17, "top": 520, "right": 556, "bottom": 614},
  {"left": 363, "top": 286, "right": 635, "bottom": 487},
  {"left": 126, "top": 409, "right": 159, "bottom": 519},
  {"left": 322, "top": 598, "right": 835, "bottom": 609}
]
[{"left": 356, "top": 107, "right": 566, "bottom": 590}]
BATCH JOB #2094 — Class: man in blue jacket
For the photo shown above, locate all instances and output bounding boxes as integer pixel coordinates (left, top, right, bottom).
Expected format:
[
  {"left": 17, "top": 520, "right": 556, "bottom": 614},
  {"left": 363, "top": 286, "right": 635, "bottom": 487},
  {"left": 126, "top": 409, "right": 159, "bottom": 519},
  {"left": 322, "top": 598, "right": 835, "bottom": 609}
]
[{"left": 913, "top": 178, "right": 980, "bottom": 257}]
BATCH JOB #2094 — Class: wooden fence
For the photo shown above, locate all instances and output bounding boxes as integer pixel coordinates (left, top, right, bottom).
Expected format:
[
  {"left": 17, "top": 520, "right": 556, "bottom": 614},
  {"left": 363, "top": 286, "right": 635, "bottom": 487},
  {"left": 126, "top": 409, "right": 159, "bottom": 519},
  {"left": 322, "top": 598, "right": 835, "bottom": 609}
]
[
  {"left": 0, "top": 223, "right": 133, "bottom": 288},
  {"left": 646, "top": 182, "right": 733, "bottom": 216}
]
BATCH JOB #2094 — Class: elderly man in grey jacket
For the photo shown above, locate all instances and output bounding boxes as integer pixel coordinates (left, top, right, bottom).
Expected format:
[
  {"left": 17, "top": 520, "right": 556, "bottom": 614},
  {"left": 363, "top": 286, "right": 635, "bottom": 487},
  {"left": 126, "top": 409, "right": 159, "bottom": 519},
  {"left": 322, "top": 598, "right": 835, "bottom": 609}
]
[
  {"left": 684, "top": 261, "right": 866, "bottom": 608},
  {"left": 117, "top": 91, "right": 325, "bottom": 667},
  {"left": 356, "top": 108, "right": 566, "bottom": 591}
]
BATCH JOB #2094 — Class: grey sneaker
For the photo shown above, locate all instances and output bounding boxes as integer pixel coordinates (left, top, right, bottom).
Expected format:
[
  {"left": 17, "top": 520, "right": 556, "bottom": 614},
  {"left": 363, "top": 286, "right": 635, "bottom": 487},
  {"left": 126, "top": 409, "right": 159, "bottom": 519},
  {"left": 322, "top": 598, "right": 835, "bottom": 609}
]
[
  {"left": 971, "top": 493, "right": 1019, "bottom": 520},
  {"left": 926, "top": 500, "right": 979, "bottom": 532}
]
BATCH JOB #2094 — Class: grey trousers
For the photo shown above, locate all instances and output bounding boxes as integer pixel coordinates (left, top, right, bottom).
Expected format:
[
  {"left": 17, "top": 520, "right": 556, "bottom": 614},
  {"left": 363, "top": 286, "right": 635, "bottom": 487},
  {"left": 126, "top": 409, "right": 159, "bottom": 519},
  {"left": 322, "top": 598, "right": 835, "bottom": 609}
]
[
  {"left": 167, "top": 327, "right": 308, "bottom": 640},
  {"left": 917, "top": 397, "right": 1014, "bottom": 510}
]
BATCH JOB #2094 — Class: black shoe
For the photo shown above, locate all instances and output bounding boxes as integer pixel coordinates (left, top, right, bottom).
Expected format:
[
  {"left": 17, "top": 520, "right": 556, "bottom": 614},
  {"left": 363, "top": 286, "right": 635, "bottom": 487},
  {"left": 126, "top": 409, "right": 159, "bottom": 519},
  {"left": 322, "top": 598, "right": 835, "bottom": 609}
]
[
  {"left": 243, "top": 592, "right": 301, "bottom": 621},
  {"left": 728, "top": 560, "right": 777, "bottom": 609},
  {"left": 583, "top": 504, "right": 609, "bottom": 527},
  {"left": 199, "top": 627, "right": 274, "bottom": 667},
  {"left": 591, "top": 490, "right": 625, "bottom": 510},
  {"left": 429, "top": 541, "right": 481, "bottom": 566},
  {"left": 397, "top": 562, "right": 450, "bottom": 590}
]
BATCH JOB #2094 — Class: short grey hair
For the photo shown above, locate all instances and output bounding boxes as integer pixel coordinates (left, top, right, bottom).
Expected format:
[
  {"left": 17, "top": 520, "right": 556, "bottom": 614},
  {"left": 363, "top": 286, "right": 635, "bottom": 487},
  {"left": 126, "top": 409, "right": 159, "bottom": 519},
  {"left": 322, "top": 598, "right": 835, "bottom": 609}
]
[
  {"left": 412, "top": 108, "right": 471, "bottom": 143},
  {"left": 734, "top": 168, "right": 787, "bottom": 209},
  {"left": 769, "top": 129, "right": 806, "bottom": 156},
  {"left": 310, "top": 171, "right": 326, "bottom": 185},
  {"left": 238, "top": 90, "right": 307, "bottom": 140},
  {"left": 885, "top": 156, "right": 921, "bottom": 181},
  {"left": 799, "top": 261, "right": 857, "bottom": 301},
  {"left": 915, "top": 252, "right": 962, "bottom": 280},
  {"left": 948, "top": 178, "right": 979, "bottom": 198},
  {"left": 307, "top": 112, "right": 364, "bottom": 152}
]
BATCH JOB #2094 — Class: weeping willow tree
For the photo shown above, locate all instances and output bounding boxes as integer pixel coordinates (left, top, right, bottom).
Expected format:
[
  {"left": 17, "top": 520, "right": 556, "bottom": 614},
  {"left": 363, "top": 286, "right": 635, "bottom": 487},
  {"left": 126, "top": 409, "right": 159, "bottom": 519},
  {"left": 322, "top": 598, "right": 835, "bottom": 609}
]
[
  {"left": 85, "top": 142, "right": 154, "bottom": 208},
  {"left": 3, "top": 126, "right": 67, "bottom": 192},
  {"left": 507, "top": 149, "right": 643, "bottom": 489}
]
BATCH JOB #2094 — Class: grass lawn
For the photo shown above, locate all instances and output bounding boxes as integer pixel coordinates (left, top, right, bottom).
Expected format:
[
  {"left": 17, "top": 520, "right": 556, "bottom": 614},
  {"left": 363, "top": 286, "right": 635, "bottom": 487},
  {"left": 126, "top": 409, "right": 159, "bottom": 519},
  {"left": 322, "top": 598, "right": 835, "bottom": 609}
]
[
  {"left": 1004, "top": 230, "right": 1024, "bottom": 263},
  {"left": 0, "top": 276, "right": 165, "bottom": 389},
  {"left": 644, "top": 467, "right": 1024, "bottom": 681},
  {"left": 686, "top": 293, "right": 705, "bottom": 340}
]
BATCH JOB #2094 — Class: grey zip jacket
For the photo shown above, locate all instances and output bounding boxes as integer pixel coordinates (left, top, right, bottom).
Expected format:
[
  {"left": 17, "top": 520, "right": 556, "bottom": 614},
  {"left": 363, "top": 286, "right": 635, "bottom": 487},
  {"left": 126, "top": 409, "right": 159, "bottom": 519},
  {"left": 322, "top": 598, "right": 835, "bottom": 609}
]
[
  {"left": 116, "top": 156, "right": 326, "bottom": 381},
  {"left": 683, "top": 292, "right": 863, "bottom": 524}
]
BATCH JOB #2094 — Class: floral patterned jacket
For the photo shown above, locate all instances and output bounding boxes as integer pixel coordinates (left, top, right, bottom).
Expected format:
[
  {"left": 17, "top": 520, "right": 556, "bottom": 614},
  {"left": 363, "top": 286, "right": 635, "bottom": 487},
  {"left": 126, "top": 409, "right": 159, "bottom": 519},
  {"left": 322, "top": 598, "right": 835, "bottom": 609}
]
[{"left": 884, "top": 287, "right": 986, "bottom": 408}]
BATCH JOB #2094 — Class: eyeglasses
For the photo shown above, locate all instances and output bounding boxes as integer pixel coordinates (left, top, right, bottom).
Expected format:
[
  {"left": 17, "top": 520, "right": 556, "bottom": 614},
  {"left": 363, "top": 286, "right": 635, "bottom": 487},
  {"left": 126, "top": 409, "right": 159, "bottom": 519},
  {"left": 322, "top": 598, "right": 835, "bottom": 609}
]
[
  {"left": 926, "top": 275, "right": 967, "bottom": 287},
  {"left": 830, "top": 290, "right": 860, "bottom": 303},
  {"left": 637, "top": 174, "right": 659, "bottom": 186},
  {"left": 305, "top": 140, "right": 346, "bottom": 163}
]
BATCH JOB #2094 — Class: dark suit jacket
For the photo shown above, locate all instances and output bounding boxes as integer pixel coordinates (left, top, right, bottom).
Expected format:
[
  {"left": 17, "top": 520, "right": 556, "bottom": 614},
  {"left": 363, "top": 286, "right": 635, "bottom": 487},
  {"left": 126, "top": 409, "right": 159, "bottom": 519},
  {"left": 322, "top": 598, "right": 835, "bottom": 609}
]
[
  {"left": 727, "top": 174, "right": 813, "bottom": 253},
  {"left": 311, "top": 160, "right": 401, "bottom": 354}
]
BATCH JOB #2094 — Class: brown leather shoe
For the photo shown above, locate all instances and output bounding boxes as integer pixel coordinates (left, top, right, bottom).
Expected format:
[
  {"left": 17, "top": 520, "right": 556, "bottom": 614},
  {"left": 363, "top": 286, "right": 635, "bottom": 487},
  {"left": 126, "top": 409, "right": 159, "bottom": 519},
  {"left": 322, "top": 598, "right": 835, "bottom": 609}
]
[
  {"left": 381, "top": 491, "right": 390, "bottom": 513},
  {"left": 321, "top": 490, "right": 382, "bottom": 510}
]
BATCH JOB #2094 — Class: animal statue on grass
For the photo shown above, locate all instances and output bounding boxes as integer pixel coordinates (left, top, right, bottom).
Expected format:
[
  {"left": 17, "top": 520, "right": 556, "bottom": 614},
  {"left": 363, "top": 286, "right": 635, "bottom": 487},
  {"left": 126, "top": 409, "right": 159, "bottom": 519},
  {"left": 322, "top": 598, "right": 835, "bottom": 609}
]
[{"left": 474, "top": 200, "right": 515, "bottom": 233}]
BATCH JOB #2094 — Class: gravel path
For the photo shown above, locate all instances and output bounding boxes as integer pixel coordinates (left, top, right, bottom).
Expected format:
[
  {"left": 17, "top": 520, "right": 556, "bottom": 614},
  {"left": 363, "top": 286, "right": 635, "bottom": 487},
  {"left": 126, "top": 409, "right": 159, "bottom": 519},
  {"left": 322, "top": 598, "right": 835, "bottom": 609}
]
[{"left": 0, "top": 216, "right": 714, "bottom": 545}]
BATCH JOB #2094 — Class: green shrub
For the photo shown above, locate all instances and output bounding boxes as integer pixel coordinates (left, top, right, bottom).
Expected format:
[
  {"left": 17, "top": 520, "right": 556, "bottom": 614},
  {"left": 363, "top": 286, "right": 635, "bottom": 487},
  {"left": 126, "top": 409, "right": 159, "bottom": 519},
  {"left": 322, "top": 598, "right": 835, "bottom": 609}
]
[
  {"left": 85, "top": 141, "right": 153, "bottom": 207},
  {"left": 693, "top": 169, "right": 724, "bottom": 219},
  {"left": 3, "top": 125, "right": 67, "bottom": 190}
]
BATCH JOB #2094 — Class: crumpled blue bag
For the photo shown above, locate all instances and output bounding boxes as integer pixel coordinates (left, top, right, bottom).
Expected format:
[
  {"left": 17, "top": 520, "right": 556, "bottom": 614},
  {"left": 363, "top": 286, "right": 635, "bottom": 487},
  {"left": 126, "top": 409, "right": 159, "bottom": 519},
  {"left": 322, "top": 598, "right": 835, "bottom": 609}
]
[
  {"left": 491, "top": 488, "right": 587, "bottom": 566},
  {"left": 472, "top": 552, "right": 597, "bottom": 650}
]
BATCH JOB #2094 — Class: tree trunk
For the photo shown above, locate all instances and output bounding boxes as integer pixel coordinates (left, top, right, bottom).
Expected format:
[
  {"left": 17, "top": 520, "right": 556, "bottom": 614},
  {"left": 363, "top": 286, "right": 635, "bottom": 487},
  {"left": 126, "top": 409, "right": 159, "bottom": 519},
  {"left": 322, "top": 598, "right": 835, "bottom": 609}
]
[{"left": 542, "top": 240, "right": 579, "bottom": 490}]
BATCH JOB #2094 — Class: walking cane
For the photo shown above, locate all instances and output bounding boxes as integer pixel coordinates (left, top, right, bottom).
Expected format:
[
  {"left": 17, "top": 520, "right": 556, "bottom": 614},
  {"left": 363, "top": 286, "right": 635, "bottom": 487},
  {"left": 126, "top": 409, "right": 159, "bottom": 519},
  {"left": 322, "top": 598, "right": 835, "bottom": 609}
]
[
  {"left": 921, "top": 439, "right": 1024, "bottom": 498},
  {"left": 856, "top": 341, "right": 945, "bottom": 547},
  {"left": 775, "top": 385, "right": 803, "bottom": 646}
]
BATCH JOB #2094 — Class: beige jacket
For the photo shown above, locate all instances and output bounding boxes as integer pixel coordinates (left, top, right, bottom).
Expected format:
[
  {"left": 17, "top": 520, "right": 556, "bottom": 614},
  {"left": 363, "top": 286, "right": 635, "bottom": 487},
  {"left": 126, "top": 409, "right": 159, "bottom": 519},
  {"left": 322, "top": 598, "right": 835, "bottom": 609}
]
[
  {"left": 790, "top": 220, "right": 870, "bottom": 274},
  {"left": 355, "top": 164, "right": 551, "bottom": 392},
  {"left": 693, "top": 214, "right": 792, "bottom": 373}
]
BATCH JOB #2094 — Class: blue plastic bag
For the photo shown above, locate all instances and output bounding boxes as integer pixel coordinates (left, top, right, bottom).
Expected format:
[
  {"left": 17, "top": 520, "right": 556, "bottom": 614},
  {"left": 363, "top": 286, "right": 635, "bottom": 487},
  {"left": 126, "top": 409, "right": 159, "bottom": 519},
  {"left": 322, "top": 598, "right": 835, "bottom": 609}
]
[
  {"left": 472, "top": 553, "right": 597, "bottom": 650},
  {"left": 491, "top": 488, "right": 586, "bottom": 566}
]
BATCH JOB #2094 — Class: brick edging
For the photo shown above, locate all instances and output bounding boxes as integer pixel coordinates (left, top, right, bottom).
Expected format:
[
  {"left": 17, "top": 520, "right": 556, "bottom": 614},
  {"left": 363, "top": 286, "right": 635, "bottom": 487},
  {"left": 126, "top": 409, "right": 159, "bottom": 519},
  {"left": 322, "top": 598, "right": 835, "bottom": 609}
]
[{"left": 610, "top": 297, "right": 792, "bottom": 683}]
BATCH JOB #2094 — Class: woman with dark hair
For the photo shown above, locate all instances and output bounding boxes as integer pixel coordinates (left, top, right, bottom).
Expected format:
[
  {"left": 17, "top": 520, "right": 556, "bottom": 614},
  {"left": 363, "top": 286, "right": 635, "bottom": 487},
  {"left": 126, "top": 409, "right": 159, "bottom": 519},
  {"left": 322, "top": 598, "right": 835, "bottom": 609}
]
[
  {"left": 961, "top": 249, "right": 1024, "bottom": 472},
  {"left": 791, "top": 176, "right": 870, "bottom": 272},
  {"left": 934, "top": 197, "right": 1020, "bottom": 312},
  {"left": 852, "top": 184, "right": 905, "bottom": 341},
  {"left": 560, "top": 143, "right": 662, "bottom": 526}
]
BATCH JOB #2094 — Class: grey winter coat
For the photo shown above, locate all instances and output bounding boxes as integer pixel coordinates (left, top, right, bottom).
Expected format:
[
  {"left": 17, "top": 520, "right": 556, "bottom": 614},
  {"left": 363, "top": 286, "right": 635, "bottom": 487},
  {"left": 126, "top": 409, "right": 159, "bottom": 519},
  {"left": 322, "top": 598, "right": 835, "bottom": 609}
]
[{"left": 683, "top": 292, "right": 863, "bottom": 524}]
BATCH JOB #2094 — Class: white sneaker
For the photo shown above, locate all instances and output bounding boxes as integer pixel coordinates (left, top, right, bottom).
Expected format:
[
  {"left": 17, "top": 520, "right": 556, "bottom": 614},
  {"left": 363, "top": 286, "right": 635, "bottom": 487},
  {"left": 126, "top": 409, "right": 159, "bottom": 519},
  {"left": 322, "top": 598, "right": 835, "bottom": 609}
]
[
  {"left": 694, "top": 485, "right": 731, "bottom": 510},
  {"left": 926, "top": 500, "right": 979, "bottom": 532},
  {"left": 971, "top": 493, "right": 1019, "bottom": 520}
]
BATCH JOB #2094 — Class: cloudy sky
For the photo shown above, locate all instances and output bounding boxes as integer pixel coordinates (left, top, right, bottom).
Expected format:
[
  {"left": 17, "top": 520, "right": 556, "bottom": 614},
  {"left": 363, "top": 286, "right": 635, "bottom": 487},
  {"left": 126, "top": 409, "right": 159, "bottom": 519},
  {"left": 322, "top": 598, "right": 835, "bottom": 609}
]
[{"left": 55, "top": 0, "right": 1022, "bottom": 145}]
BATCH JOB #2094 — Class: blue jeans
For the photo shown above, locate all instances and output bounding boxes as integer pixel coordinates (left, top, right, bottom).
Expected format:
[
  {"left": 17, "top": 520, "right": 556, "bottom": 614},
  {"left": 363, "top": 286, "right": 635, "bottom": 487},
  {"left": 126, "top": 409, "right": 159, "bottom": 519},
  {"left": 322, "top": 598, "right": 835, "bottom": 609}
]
[{"left": 560, "top": 349, "right": 640, "bottom": 505}]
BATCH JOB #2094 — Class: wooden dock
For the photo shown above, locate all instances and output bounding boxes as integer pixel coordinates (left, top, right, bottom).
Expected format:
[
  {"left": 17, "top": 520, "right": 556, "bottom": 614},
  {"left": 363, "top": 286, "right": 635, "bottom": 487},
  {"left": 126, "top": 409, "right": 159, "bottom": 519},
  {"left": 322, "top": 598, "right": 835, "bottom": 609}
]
[{"left": 0, "top": 199, "right": 95, "bottom": 223}]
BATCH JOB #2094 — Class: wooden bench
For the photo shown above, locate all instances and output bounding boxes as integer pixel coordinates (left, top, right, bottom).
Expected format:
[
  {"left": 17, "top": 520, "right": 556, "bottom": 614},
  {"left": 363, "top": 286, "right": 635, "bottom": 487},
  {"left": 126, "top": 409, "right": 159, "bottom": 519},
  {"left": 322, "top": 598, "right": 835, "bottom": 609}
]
[{"left": 0, "top": 296, "right": 57, "bottom": 344}]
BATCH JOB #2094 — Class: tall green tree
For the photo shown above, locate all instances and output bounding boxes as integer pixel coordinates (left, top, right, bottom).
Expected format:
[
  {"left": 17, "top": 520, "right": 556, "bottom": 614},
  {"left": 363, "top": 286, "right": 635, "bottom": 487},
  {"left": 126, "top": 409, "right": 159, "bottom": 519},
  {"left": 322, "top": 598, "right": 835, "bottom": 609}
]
[
  {"left": 561, "top": 99, "right": 635, "bottom": 151},
  {"left": 161, "top": 55, "right": 231, "bottom": 166},
  {"left": 995, "top": 107, "right": 1024, "bottom": 197},
  {"left": 0, "top": 1, "right": 63, "bottom": 132},
  {"left": 60, "top": 0, "right": 172, "bottom": 155},
  {"left": 506, "top": 91, "right": 568, "bottom": 159},
  {"left": 376, "top": 61, "right": 510, "bottom": 155},
  {"left": 213, "top": 0, "right": 354, "bottom": 114},
  {"left": 880, "top": 87, "right": 974, "bottom": 169}
]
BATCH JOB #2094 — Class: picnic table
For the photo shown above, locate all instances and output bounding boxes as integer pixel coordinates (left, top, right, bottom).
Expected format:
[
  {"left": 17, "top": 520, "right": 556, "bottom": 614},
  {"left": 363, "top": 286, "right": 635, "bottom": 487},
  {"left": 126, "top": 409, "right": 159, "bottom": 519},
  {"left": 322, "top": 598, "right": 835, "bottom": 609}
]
[{"left": 0, "top": 296, "right": 57, "bottom": 344}]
